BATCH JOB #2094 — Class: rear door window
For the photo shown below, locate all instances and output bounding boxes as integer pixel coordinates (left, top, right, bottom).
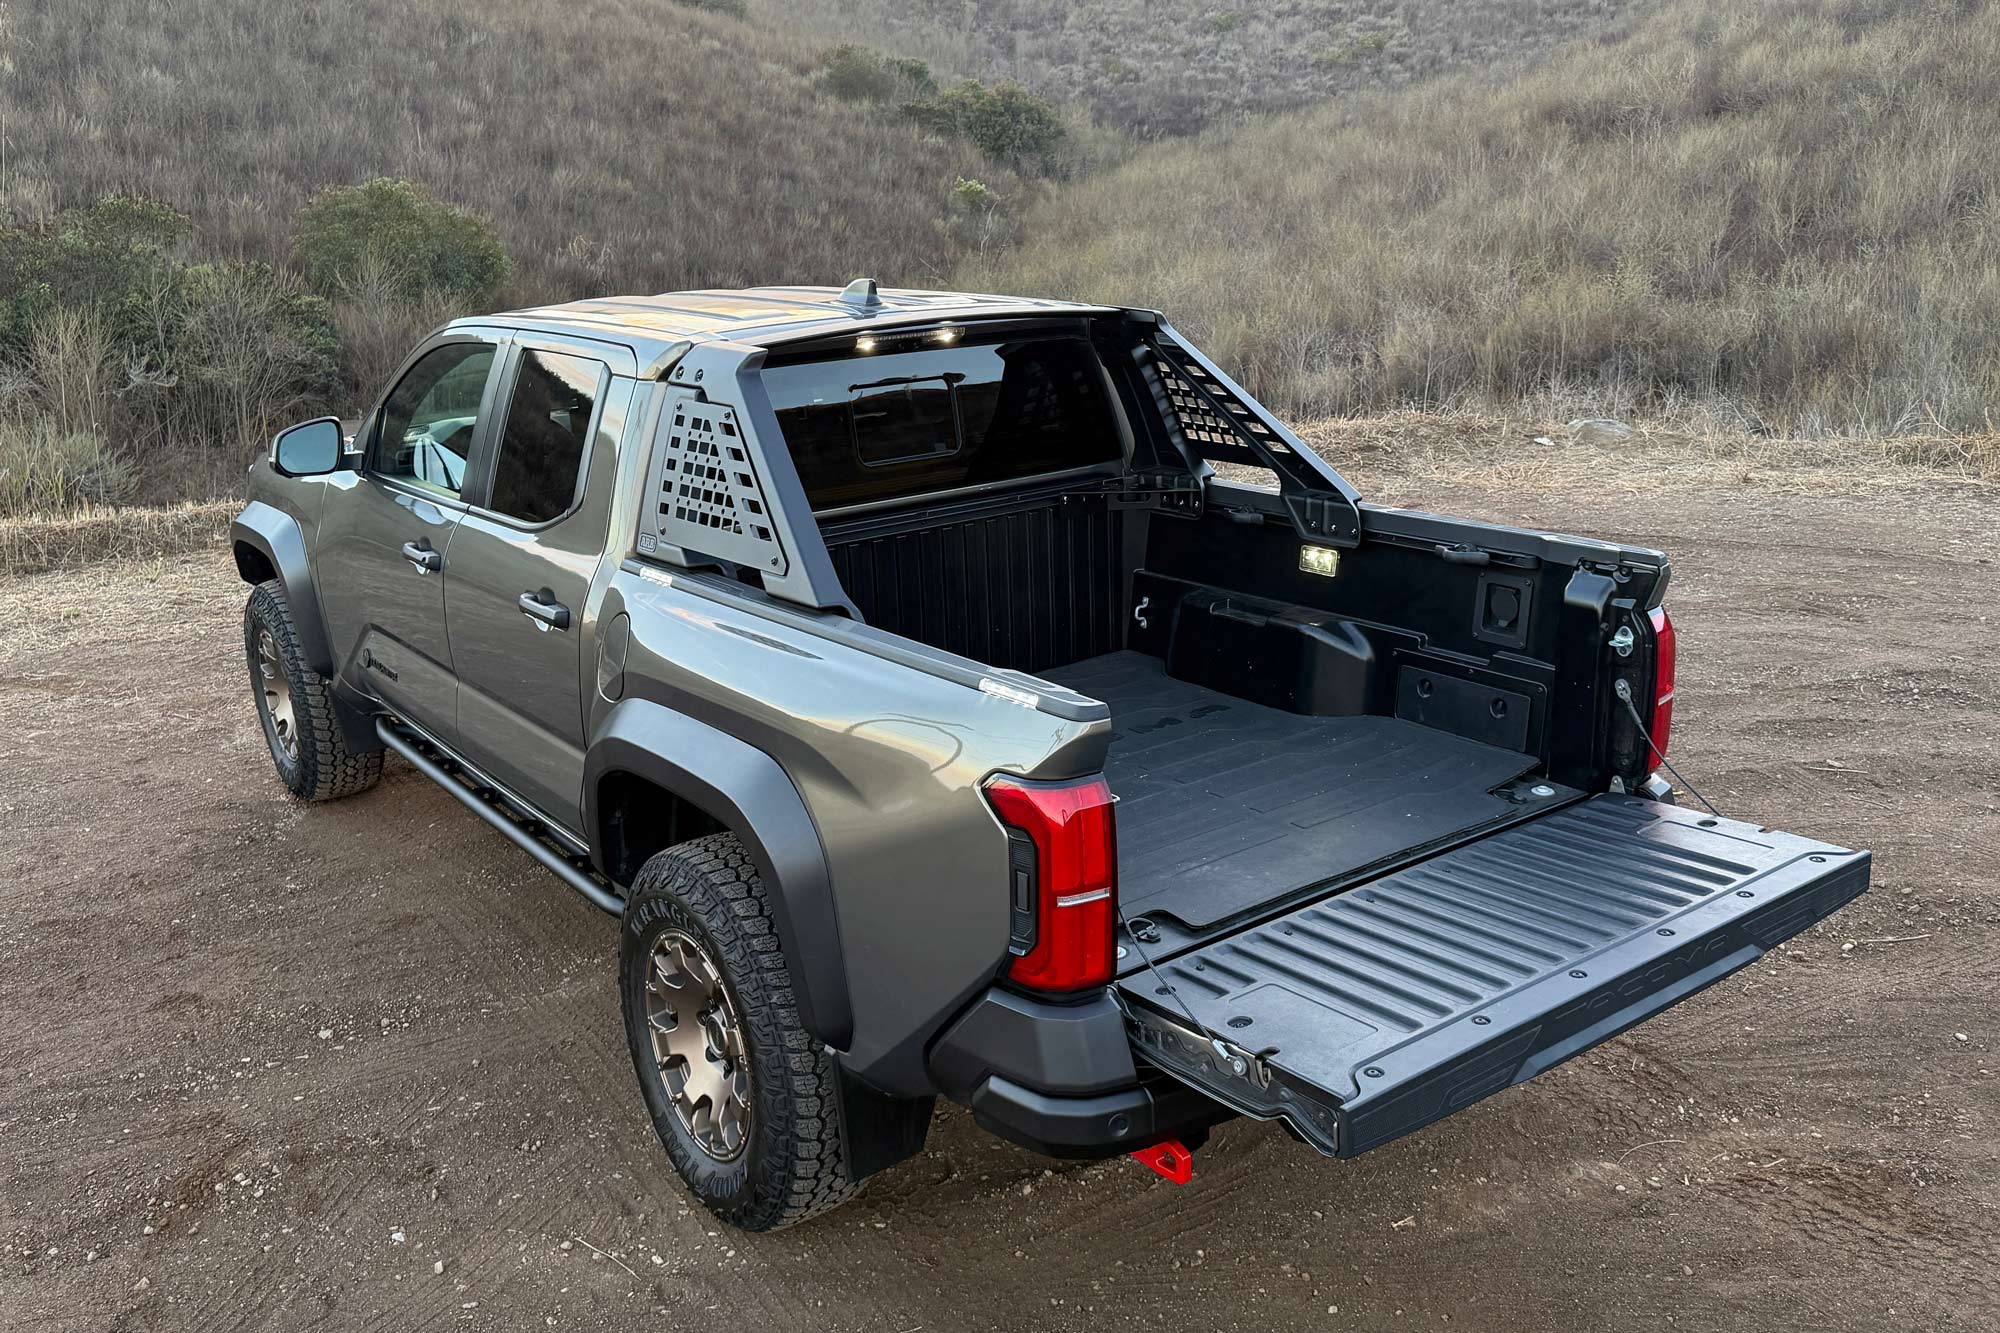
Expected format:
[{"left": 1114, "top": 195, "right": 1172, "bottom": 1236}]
[
  {"left": 485, "top": 349, "right": 608, "bottom": 524},
  {"left": 762, "top": 329, "right": 1122, "bottom": 510}
]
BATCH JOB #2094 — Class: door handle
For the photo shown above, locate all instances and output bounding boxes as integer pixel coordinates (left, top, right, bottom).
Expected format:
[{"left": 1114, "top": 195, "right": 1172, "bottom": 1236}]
[
  {"left": 401, "top": 540, "right": 443, "bottom": 574},
  {"left": 518, "top": 589, "right": 571, "bottom": 632}
]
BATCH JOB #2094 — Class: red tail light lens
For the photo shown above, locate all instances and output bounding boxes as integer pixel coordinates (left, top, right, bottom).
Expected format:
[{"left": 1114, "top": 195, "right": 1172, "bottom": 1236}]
[
  {"left": 1648, "top": 606, "right": 1676, "bottom": 761},
  {"left": 984, "top": 776, "right": 1118, "bottom": 993}
]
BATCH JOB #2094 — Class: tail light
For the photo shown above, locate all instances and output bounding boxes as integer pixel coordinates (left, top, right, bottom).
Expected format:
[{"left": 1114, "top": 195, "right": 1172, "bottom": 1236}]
[
  {"left": 984, "top": 776, "right": 1118, "bottom": 993},
  {"left": 1647, "top": 606, "right": 1676, "bottom": 761}
]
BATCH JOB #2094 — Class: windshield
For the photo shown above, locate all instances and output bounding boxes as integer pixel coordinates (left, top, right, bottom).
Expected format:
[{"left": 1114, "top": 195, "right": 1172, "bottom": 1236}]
[{"left": 762, "top": 328, "right": 1122, "bottom": 510}]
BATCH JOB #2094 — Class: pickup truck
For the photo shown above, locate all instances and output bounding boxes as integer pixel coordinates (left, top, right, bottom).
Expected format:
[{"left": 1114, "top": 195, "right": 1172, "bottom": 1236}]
[{"left": 231, "top": 281, "right": 1871, "bottom": 1231}]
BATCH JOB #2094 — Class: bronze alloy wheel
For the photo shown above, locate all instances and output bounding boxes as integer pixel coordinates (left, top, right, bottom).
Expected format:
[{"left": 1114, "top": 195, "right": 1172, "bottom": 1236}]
[
  {"left": 254, "top": 624, "right": 299, "bottom": 762},
  {"left": 645, "top": 929, "right": 752, "bottom": 1161}
]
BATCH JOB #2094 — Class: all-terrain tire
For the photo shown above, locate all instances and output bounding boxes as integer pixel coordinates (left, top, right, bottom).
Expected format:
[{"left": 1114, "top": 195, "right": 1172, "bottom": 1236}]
[
  {"left": 243, "top": 580, "right": 383, "bottom": 802},
  {"left": 619, "top": 833, "right": 858, "bottom": 1231}
]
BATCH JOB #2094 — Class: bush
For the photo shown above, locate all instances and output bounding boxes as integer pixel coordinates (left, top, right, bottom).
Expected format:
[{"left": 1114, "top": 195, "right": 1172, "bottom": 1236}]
[
  {"left": 0, "top": 197, "right": 188, "bottom": 357},
  {"left": 292, "top": 178, "right": 510, "bottom": 306},
  {"left": 946, "top": 176, "right": 1014, "bottom": 255},
  {"left": 164, "top": 261, "right": 341, "bottom": 462},
  {"left": 0, "top": 417, "right": 137, "bottom": 517},
  {"left": 951, "top": 176, "right": 996, "bottom": 213},
  {"left": 905, "top": 80, "right": 1067, "bottom": 171},
  {"left": 25, "top": 306, "right": 121, "bottom": 439},
  {"left": 0, "top": 197, "right": 345, "bottom": 508},
  {"left": 329, "top": 254, "right": 466, "bottom": 402},
  {"left": 821, "top": 44, "right": 937, "bottom": 103}
]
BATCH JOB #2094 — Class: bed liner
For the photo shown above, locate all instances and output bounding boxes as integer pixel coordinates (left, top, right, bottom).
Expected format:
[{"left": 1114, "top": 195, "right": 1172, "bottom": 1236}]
[
  {"left": 1047, "top": 650, "right": 1561, "bottom": 931},
  {"left": 1117, "top": 794, "right": 1870, "bottom": 1157}
]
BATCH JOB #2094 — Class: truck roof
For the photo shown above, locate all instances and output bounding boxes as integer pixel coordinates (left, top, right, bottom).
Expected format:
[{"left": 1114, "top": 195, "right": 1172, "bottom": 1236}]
[{"left": 476, "top": 284, "right": 1123, "bottom": 370}]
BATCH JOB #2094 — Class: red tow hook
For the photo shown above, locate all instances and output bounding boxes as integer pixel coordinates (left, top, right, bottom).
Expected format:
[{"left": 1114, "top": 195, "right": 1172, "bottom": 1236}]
[{"left": 1130, "top": 1138, "right": 1194, "bottom": 1184}]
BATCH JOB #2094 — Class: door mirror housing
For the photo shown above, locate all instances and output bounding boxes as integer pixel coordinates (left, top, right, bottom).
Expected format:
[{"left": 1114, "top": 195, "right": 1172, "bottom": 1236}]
[{"left": 270, "top": 417, "right": 348, "bottom": 477}]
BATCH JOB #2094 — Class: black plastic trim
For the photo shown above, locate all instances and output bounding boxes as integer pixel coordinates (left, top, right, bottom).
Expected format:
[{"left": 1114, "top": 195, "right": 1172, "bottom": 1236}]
[
  {"left": 583, "top": 697, "right": 853, "bottom": 1050},
  {"left": 968, "top": 1072, "right": 1228, "bottom": 1159},
  {"left": 231, "top": 502, "right": 332, "bottom": 672},
  {"left": 929, "top": 988, "right": 1139, "bottom": 1101}
]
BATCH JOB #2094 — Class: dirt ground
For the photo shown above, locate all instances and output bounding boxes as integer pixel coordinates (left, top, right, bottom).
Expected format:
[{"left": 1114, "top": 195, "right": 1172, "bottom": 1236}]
[{"left": 2, "top": 457, "right": 1996, "bottom": 1332}]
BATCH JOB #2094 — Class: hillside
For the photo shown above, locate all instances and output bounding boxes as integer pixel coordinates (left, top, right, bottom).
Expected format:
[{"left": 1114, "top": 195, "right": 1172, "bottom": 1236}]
[
  {"left": 3, "top": 0, "right": 1001, "bottom": 303},
  {"left": 771, "top": 0, "right": 1653, "bottom": 136},
  {"left": 961, "top": 0, "right": 2000, "bottom": 436},
  {"left": 0, "top": 0, "right": 1031, "bottom": 510}
]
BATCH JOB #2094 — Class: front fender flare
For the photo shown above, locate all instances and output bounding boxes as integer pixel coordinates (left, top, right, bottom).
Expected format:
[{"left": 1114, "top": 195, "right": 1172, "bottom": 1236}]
[
  {"left": 584, "top": 699, "right": 853, "bottom": 1052},
  {"left": 231, "top": 500, "right": 333, "bottom": 677}
]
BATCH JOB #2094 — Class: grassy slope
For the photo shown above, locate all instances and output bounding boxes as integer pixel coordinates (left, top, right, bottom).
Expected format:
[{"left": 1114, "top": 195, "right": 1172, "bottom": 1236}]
[
  {"left": 2, "top": 0, "right": 1006, "bottom": 301},
  {"left": 774, "top": 0, "right": 1650, "bottom": 136},
  {"left": 961, "top": 0, "right": 2000, "bottom": 435}
]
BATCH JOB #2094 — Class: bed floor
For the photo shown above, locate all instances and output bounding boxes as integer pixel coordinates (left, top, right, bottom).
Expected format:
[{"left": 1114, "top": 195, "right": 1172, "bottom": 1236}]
[{"left": 1046, "top": 651, "right": 1547, "bottom": 929}]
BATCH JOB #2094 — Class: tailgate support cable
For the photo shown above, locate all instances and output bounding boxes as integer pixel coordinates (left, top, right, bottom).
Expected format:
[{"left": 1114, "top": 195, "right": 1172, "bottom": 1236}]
[
  {"left": 1114, "top": 904, "right": 1262, "bottom": 1079},
  {"left": 1613, "top": 680, "right": 1720, "bottom": 816}
]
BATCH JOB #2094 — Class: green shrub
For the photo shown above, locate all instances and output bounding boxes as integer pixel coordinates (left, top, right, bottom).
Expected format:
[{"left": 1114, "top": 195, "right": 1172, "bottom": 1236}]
[
  {"left": 822, "top": 44, "right": 937, "bottom": 103},
  {"left": 164, "top": 261, "right": 341, "bottom": 456},
  {"left": 292, "top": 178, "right": 510, "bottom": 306},
  {"left": 0, "top": 197, "right": 345, "bottom": 508},
  {"left": 905, "top": 80, "right": 1066, "bottom": 171},
  {"left": 671, "top": 0, "right": 747, "bottom": 17},
  {"left": 0, "top": 197, "right": 189, "bottom": 357},
  {"left": 951, "top": 176, "right": 996, "bottom": 213}
]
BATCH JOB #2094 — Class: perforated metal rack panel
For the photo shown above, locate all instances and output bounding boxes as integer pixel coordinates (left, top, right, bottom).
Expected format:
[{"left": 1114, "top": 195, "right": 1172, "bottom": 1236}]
[
  {"left": 638, "top": 387, "right": 788, "bottom": 574},
  {"left": 1152, "top": 347, "right": 1290, "bottom": 470},
  {"left": 1150, "top": 332, "right": 1362, "bottom": 544}
]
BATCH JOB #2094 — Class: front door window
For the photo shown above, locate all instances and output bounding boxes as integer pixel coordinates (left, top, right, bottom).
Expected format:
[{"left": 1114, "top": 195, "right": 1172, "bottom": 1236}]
[{"left": 374, "top": 342, "right": 496, "bottom": 498}]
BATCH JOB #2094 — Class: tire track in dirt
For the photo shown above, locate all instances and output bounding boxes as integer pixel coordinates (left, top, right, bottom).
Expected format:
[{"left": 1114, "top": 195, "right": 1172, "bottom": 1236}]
[{"left": 5, "top": 477, "right": 1998, "bottom": 1332}]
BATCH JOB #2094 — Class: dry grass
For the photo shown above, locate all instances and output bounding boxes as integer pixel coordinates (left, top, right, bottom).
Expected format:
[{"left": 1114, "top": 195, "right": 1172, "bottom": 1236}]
[
  {"left": 0, "top": 500, "right": 237, "bottom": 579},
  {"left": 776, "top": 0, "right": 1649, "bottom": 136},
  {"left": 5, "top": 0, "right": 1008, "bottom": 303},
  {"left": 964, "top": 0, "right": 2000, "bottom": 438},
  {"left": 1278, "top": 409, "right": 2000, "bottom": 509}
]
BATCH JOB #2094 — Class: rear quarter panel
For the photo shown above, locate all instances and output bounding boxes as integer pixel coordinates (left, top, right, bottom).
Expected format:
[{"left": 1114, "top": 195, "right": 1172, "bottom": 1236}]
[{"left": 597, "top": 563, "right": 1110, "bottom": 1093}]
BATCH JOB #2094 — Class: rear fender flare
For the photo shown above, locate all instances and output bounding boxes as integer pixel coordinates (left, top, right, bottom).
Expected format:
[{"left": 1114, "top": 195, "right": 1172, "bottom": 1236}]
[
  {"left": 584, "top": 698, "right": 853, "bottom": 1051},
  {"left": 231, "top": 501, "right": 334, "bottom": 676}
]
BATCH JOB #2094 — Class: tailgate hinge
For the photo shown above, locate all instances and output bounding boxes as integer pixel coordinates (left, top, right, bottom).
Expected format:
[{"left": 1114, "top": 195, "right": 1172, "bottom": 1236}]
[
  {"left": 1118, "top": 991, "right": 1272, "bottom": 1089},
  {"left": 1118, "top": 995, "right": 1344, "bottom": 1157}
]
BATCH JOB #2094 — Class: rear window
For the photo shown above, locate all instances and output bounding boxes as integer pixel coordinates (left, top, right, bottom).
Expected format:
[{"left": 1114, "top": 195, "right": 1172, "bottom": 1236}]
[{"left": 762, "top": 329, "right": 1122, "bottom": 510}]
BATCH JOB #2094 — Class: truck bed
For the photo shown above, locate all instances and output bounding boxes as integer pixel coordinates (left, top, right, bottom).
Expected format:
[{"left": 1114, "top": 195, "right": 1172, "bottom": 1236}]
[{"left": 1046, "top": 651, "right": 1557, "bottom": 932}]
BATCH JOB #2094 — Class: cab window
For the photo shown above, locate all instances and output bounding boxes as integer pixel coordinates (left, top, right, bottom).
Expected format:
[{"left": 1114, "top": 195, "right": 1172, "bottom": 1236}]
[
  {"left": 761, "top": 328, "right": 1122, "bottom": 511},
  {"left": 486, "top": 350, "right": 608, "bottom": 524},
  {"left": 374, "top": 342, "right": 496, "bottom": 498}
]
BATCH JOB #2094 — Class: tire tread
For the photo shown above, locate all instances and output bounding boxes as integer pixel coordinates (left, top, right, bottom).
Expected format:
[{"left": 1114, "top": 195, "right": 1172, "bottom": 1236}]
[
  {"left": 246, "top": 580, "right": 382, "bottom": 802},
  {"left": 619, "top": 834, "right": 857, "bottom": 1230}
]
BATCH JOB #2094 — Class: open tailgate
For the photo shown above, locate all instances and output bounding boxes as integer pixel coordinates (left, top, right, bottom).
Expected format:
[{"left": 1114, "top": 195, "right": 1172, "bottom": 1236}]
[{"left": 1119, "top": 795, "right": 1869, "bottom": 1157}]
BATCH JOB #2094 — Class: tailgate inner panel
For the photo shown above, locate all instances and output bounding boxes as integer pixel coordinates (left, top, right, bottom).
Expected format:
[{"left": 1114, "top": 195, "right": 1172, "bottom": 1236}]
[{"left": 1118, "top": 794, "right": 1869, "bottom": 1156}]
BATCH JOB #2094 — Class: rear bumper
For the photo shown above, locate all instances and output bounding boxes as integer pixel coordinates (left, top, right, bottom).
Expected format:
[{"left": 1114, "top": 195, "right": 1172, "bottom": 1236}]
[
  {"left": 968, "top": 1070, "right": 1229, "bottom": 1159},
  {"left": 928, "top": 987, "right": 1229, "bottom": 1158}
]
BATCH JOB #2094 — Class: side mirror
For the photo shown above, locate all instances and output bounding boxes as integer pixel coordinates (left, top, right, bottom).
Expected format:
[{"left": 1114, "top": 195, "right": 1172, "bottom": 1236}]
[{"left": 271, "top": 417, "right": 347, "bottom": 477}]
